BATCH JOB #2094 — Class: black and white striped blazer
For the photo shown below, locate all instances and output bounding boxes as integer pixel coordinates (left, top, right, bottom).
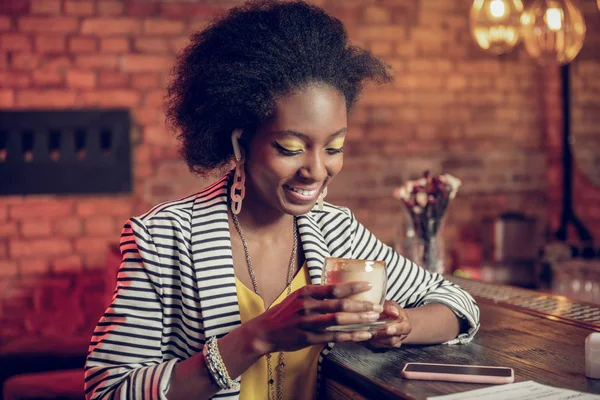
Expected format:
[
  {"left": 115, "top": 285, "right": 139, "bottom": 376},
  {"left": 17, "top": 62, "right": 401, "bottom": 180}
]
[{"left": 84, "top": 172, "right": 480, "bottom": 400}]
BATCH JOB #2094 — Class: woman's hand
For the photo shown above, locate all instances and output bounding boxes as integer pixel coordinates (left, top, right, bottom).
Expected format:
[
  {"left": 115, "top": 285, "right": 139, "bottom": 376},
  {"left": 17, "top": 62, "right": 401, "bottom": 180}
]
[
  {"left": 244, "top": 282, "right": 383, "bottom": 355},
  {"left": 367, "top": 300, "right": 411, "bottom": 349}
]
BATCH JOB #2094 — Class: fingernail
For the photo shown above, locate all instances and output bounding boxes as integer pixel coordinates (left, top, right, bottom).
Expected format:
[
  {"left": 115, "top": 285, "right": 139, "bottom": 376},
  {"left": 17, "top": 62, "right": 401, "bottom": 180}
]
[
  {"left": 357, "top": 332, "right": 372, "bottom": 341},
  {"left": 353, "top": 282, "right": 371, "bottom": 291},
  {"left": 387, "top": 326, "right": 396, "bottom": 335},
  {"left": 373, "top": 304, "right": 384, "bottom": 313},
  {"left": 388, "top": 305, "right": 400, "bottom": 316},
  {"left": 364, "top": 311, "right": 379, "bottom": 320}
]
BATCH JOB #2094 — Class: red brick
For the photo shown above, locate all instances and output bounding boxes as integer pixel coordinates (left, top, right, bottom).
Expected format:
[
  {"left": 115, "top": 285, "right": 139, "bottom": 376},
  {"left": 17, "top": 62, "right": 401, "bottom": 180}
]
[
  {"left": 10, "top": 239, "right": 72, "bottom": 258},
  {"left": 0, "top": 261, "right": 18, "bottom": 277},
  {"left": 11, "top": 53, "right": 40, "bottom": 69},
  {"left": 38, "top": 55, "right": 70, "bottom": 72},
  {"left": 19, "top": 258, "right": 51, "bottom": 275},
  {"left": 143, "top": 124, "right": 177, "bottom": 147},
  {"left": 356, "top": 26, "right": 406, "bottom": 41},
  {"left": 369, "top": 41, "right": 393, "bottom": 57},
  {"left": 127, "top": 1, "right": 159, "bottom": 17},
  {"left": 135, "top": 163, "right": 153, "bottom": 179},
  {"left": 0, "top": 0, "right": 29, "bottom": 14},
  {"left": 81, "top": 18, "right": 141, "bottom": 35},
  {"left": 97, "top": 0, "right": 124, "bottom": 16},
  {"left": 169, "top": 36, "right": 189, "bottom": 54},
  {"left": 131, "top": 73, "right": 161, "bottom": 89},
  {"left": 85, "top": 216, "right": 116, "bottom": 235},
  {"left": 150, "top": 183, "right": 175, "bottom": 198},
  {"left": 76, "top": 197, "right": 132, "bottom": 217},
  {"left": 21, "top": 220, "right": 53, "bottom": 237},
  {"left": 143, "top": 89, "right": 165, "bottom": 107},
  {"left": 69, "top": 36, "right": 97, "bottom": 53},
  {"left": 0, "top": 239, "right": 7, "bottom": 258},
  {"left": 0, "top": 71, "right": 30, "bottom": 88},
  {"left": 66, "top": 69, "right": 96, "bottom": 88},
  {"left": 131, "top": 106, "right": 162, "bottom": 124},
  {"left": 80, "top": 90, "right": 141, "bottom": 107},
  {"left": 98, "top": 71, "right": 129, "bottom": 88},
  {"left": 1, "top": 33, "right": 32, "bottom": 51},
  {"left": 0, "top": 222, "right": 18, "bottom": 238},
  {"left": 99, "top": 37, "right": 130, "bottom": 53},
  {"left": 83, "top": 254, "right": 110, "bottom": 270},
  {"left": 0, "top": 205, "right": 7, "bottom": 222},
  {"left": 35, "top": 35, "right": 66, "bottom": 52},
  {"left": 74, "top": 236, "right": 112, "bottom": 254},
  {"left": 10, "top": 200, "right": 74, "bottom": 219},
  {"left": 363, "top": 5, "right": 391, "bottom": 24},
  {"left": 75, "top": 55, "right": 119, "bottom": 69},
  {"left": 0, "top": 90, "right": 15, "bottom": 107},
  {"left": 52, "top": 255, "right": 83, "bottom": 272},
  {"left": 53, "top": 216, "right": 82, "bottom": 237},
  {"left": 143, "top": 19, "right": 185, "bottom": 35},
  {"left": 160, "top": 4, "right": 219, "bottom": 19},
  {"left": 187, "top": 20, "right": 209, "bottom": 34},
  {"left": 64, "top": 0, "right": 94, "bottom": 16},
  {"left": 30, "top": 0, "right": 62, "bottom": 15},
  {"left": 0, "top": 16, "right": 12, "bottom": 31},
  {"left": 16, "top": 90, "right": 76, "bottom": 107},
  {"left": 134, "top": 38, "right": 169, "bottom": 53},
  {"left": 121, "top": 54, "right": 174, "bottom": 72},
  {"left": 18, "top": 17, "right": 79, "bottom": 33},
  {"left": 32, "top": 69, "right": 63, "bottom": 85}
]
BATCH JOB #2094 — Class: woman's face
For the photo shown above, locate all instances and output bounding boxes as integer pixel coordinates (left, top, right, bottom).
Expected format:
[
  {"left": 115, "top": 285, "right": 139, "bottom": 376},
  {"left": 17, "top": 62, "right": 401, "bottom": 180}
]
[{"left": 243, "top": 84, "right": 347, "bottom": 216}]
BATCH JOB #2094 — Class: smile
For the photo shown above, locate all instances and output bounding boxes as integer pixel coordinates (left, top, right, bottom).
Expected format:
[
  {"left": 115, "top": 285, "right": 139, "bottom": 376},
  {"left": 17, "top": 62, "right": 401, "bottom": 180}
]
[{"left": 284, "top": 185, "right": 320, "bottom": 201}]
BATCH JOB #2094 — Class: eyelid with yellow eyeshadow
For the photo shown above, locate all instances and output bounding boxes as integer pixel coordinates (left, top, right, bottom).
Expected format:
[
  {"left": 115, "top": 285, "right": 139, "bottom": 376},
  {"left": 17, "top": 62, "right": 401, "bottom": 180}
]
[
  {"left": 326, "top": 137, "right": 345, "bottom": 150},
  {"left": 274, "top": 139, "right": 306, "bottom": 152}
]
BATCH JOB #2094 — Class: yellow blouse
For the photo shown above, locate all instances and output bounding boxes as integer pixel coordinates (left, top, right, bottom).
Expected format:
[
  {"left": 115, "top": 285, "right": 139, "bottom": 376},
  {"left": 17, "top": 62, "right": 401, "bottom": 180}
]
[{"left": 235, "top": 263, "right": 324, "bottom": 400}]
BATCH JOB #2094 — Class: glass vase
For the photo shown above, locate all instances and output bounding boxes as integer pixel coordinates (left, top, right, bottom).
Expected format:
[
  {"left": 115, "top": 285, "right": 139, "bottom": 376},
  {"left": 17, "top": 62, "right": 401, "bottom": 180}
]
[{"left": 413, "top": 218, "right": 446, "bottom": 275}]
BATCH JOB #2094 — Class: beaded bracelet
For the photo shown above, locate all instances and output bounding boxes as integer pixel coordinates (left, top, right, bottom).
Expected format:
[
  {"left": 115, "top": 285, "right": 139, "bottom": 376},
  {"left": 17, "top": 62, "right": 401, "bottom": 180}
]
[{"left": 203, "top": 336, "right": 240, "bottom": 390}]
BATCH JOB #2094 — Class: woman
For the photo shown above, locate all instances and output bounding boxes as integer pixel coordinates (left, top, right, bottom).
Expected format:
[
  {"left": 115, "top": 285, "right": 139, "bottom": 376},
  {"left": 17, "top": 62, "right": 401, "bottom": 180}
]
[{"left": 84, "top": 1, "right": 480, "bottom": 399}]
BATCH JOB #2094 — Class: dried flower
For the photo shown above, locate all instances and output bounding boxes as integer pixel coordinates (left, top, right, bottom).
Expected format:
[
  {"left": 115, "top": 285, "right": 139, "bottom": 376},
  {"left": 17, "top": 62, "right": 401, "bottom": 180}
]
[{"left": 393, "top": 171, "right": 461, "bottom": 238}]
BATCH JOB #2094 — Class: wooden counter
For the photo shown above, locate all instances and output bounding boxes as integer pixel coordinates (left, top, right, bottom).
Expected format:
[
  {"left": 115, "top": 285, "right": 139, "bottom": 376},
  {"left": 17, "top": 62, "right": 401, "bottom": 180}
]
[{"left": 322, "top": 277, "right": 600, "bottom": 400}]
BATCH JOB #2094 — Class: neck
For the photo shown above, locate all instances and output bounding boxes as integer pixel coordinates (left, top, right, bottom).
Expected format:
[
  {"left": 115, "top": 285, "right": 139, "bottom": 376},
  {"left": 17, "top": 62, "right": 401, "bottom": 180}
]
[{"left": 232, "top": 189, "right": 293, "bottom": 238}]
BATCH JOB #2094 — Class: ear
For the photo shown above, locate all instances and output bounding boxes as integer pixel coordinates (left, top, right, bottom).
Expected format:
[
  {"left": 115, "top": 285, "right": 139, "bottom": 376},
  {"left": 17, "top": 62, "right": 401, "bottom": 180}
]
[{"left": 231, "top": 129, "right": 243, "bottom": 161}]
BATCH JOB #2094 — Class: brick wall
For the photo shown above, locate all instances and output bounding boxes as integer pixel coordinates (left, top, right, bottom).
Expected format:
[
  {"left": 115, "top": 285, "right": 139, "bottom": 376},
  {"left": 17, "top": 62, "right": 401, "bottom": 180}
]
[
  {"left": 0, "top": 0, "right": 588, "bottom": 344},
  {"left": 568, "top": 1, "right": 600, "bottom": 240}
]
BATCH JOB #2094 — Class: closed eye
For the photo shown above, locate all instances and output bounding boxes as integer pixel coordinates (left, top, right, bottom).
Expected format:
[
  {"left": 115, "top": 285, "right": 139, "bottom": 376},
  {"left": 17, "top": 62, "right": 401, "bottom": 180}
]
[
  {"left": 273, "top": 142, "right": 302, "bottom": 156},
  {"left": 326, "top": 147, "right": 344, "bottom": 155}
]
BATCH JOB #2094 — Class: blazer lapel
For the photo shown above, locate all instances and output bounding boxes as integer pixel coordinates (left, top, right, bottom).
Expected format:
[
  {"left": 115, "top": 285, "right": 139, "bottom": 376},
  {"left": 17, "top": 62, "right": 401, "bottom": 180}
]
[
  {"left": 190, "top": 174, "right": 241, "bottom": 339},
  {"left": 297, "top": 211, "right": 331, "bottom": 286}
]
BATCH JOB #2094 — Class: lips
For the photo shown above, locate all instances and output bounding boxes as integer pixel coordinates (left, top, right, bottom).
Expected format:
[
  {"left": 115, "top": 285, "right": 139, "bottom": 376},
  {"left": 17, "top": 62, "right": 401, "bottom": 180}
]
[{"left": 284, "top": 184, "right": 322, "bottom": 201}]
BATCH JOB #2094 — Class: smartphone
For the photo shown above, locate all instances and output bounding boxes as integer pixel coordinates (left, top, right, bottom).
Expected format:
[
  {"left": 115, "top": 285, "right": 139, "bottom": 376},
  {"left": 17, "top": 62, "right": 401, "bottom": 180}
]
[{"left": 401, "top": 362, "right": 514, "bottom": 384}]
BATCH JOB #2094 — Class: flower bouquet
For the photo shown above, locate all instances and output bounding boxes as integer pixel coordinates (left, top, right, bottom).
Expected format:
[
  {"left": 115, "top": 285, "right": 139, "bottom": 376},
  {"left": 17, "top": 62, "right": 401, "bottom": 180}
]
[{"left": 393, "top": 171, "right": 461, "bottom": 274}]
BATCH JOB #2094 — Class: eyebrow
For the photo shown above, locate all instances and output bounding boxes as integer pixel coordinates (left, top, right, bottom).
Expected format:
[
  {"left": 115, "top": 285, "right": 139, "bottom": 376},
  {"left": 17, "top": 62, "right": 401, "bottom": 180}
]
[{"left": 272, "top": 127, "right": 347, "bottom": 140}]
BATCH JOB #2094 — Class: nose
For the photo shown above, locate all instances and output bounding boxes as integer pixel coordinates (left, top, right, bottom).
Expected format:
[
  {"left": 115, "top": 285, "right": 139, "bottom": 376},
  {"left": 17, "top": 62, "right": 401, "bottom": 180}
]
[{"left": 298, "top": 150, "right": 328, "bottom": 183}]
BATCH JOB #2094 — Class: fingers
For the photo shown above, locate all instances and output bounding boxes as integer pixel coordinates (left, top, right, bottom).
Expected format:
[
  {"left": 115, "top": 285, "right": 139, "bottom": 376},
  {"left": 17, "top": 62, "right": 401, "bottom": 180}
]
[
  {"left": 369, "top": 335, "right": 405, "bottom": 349},
  {"left": 303, "top": 298, "right": 383, "bottom": 314},
  {"left": 305, "top": 330, "right": 373, "bottom": 344},
  {"left": 300, "top": 311, "right": 380, "bottom": 331},
  {"left": 369, "top": 321, "right": 411, "bottom": 348},
  {"left": 380, "top": 300, "right": 402, "bottom": 319},
  {"left": 306, "top": 282, "right": 372, "bottom": 300}
]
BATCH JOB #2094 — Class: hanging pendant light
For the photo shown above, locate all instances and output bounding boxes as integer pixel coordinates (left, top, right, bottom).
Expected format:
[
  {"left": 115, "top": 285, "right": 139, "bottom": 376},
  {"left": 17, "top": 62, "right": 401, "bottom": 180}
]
[
  {"left": 470, "top": 0, "right": 524, "bottom": 54},
  {"left": 521, "top": 0, "right": 586, "bottom": 65}
]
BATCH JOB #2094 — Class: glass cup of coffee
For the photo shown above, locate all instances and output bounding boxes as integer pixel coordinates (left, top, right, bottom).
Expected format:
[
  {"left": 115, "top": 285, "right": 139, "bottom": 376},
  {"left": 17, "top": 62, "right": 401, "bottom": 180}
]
[{"left": 322, "top": 257, "right": 392, "bottom": 332}]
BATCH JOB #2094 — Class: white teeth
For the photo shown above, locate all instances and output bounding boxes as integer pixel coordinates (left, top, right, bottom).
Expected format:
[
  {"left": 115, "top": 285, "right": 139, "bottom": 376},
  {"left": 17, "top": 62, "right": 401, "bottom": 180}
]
[{"left": 289, "top": 187, "right": 316, "bottom": 196}]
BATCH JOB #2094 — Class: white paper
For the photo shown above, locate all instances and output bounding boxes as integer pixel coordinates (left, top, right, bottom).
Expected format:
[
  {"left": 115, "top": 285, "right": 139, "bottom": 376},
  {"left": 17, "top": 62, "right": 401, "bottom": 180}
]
[{"left": 427, "top": 381, "right": 600, "bottom": 400}]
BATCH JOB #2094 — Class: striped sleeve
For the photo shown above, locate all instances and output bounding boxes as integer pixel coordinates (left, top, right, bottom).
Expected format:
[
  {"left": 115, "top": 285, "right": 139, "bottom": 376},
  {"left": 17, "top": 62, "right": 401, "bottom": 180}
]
[
  {"left": 346, "top": 209, "right": 480, "bottom": 344},
  {"left": 84, "top": 218, "right": 178, "bottom": 399}
]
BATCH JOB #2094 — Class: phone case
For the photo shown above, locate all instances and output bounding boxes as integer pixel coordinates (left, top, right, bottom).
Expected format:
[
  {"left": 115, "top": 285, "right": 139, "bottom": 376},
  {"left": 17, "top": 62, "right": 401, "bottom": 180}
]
[{"left": 401, "top": 363, "right": 515, "bottom": 384}]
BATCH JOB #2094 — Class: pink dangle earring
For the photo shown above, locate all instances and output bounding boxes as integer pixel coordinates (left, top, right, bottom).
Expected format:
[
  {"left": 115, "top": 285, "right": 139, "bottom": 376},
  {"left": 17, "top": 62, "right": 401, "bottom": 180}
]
[
  {"left": 318, "top": 186, "right": 328, "bottom": 211},
  {"left": 230, "top": 129, "right": 245, "bottom": 215}
]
